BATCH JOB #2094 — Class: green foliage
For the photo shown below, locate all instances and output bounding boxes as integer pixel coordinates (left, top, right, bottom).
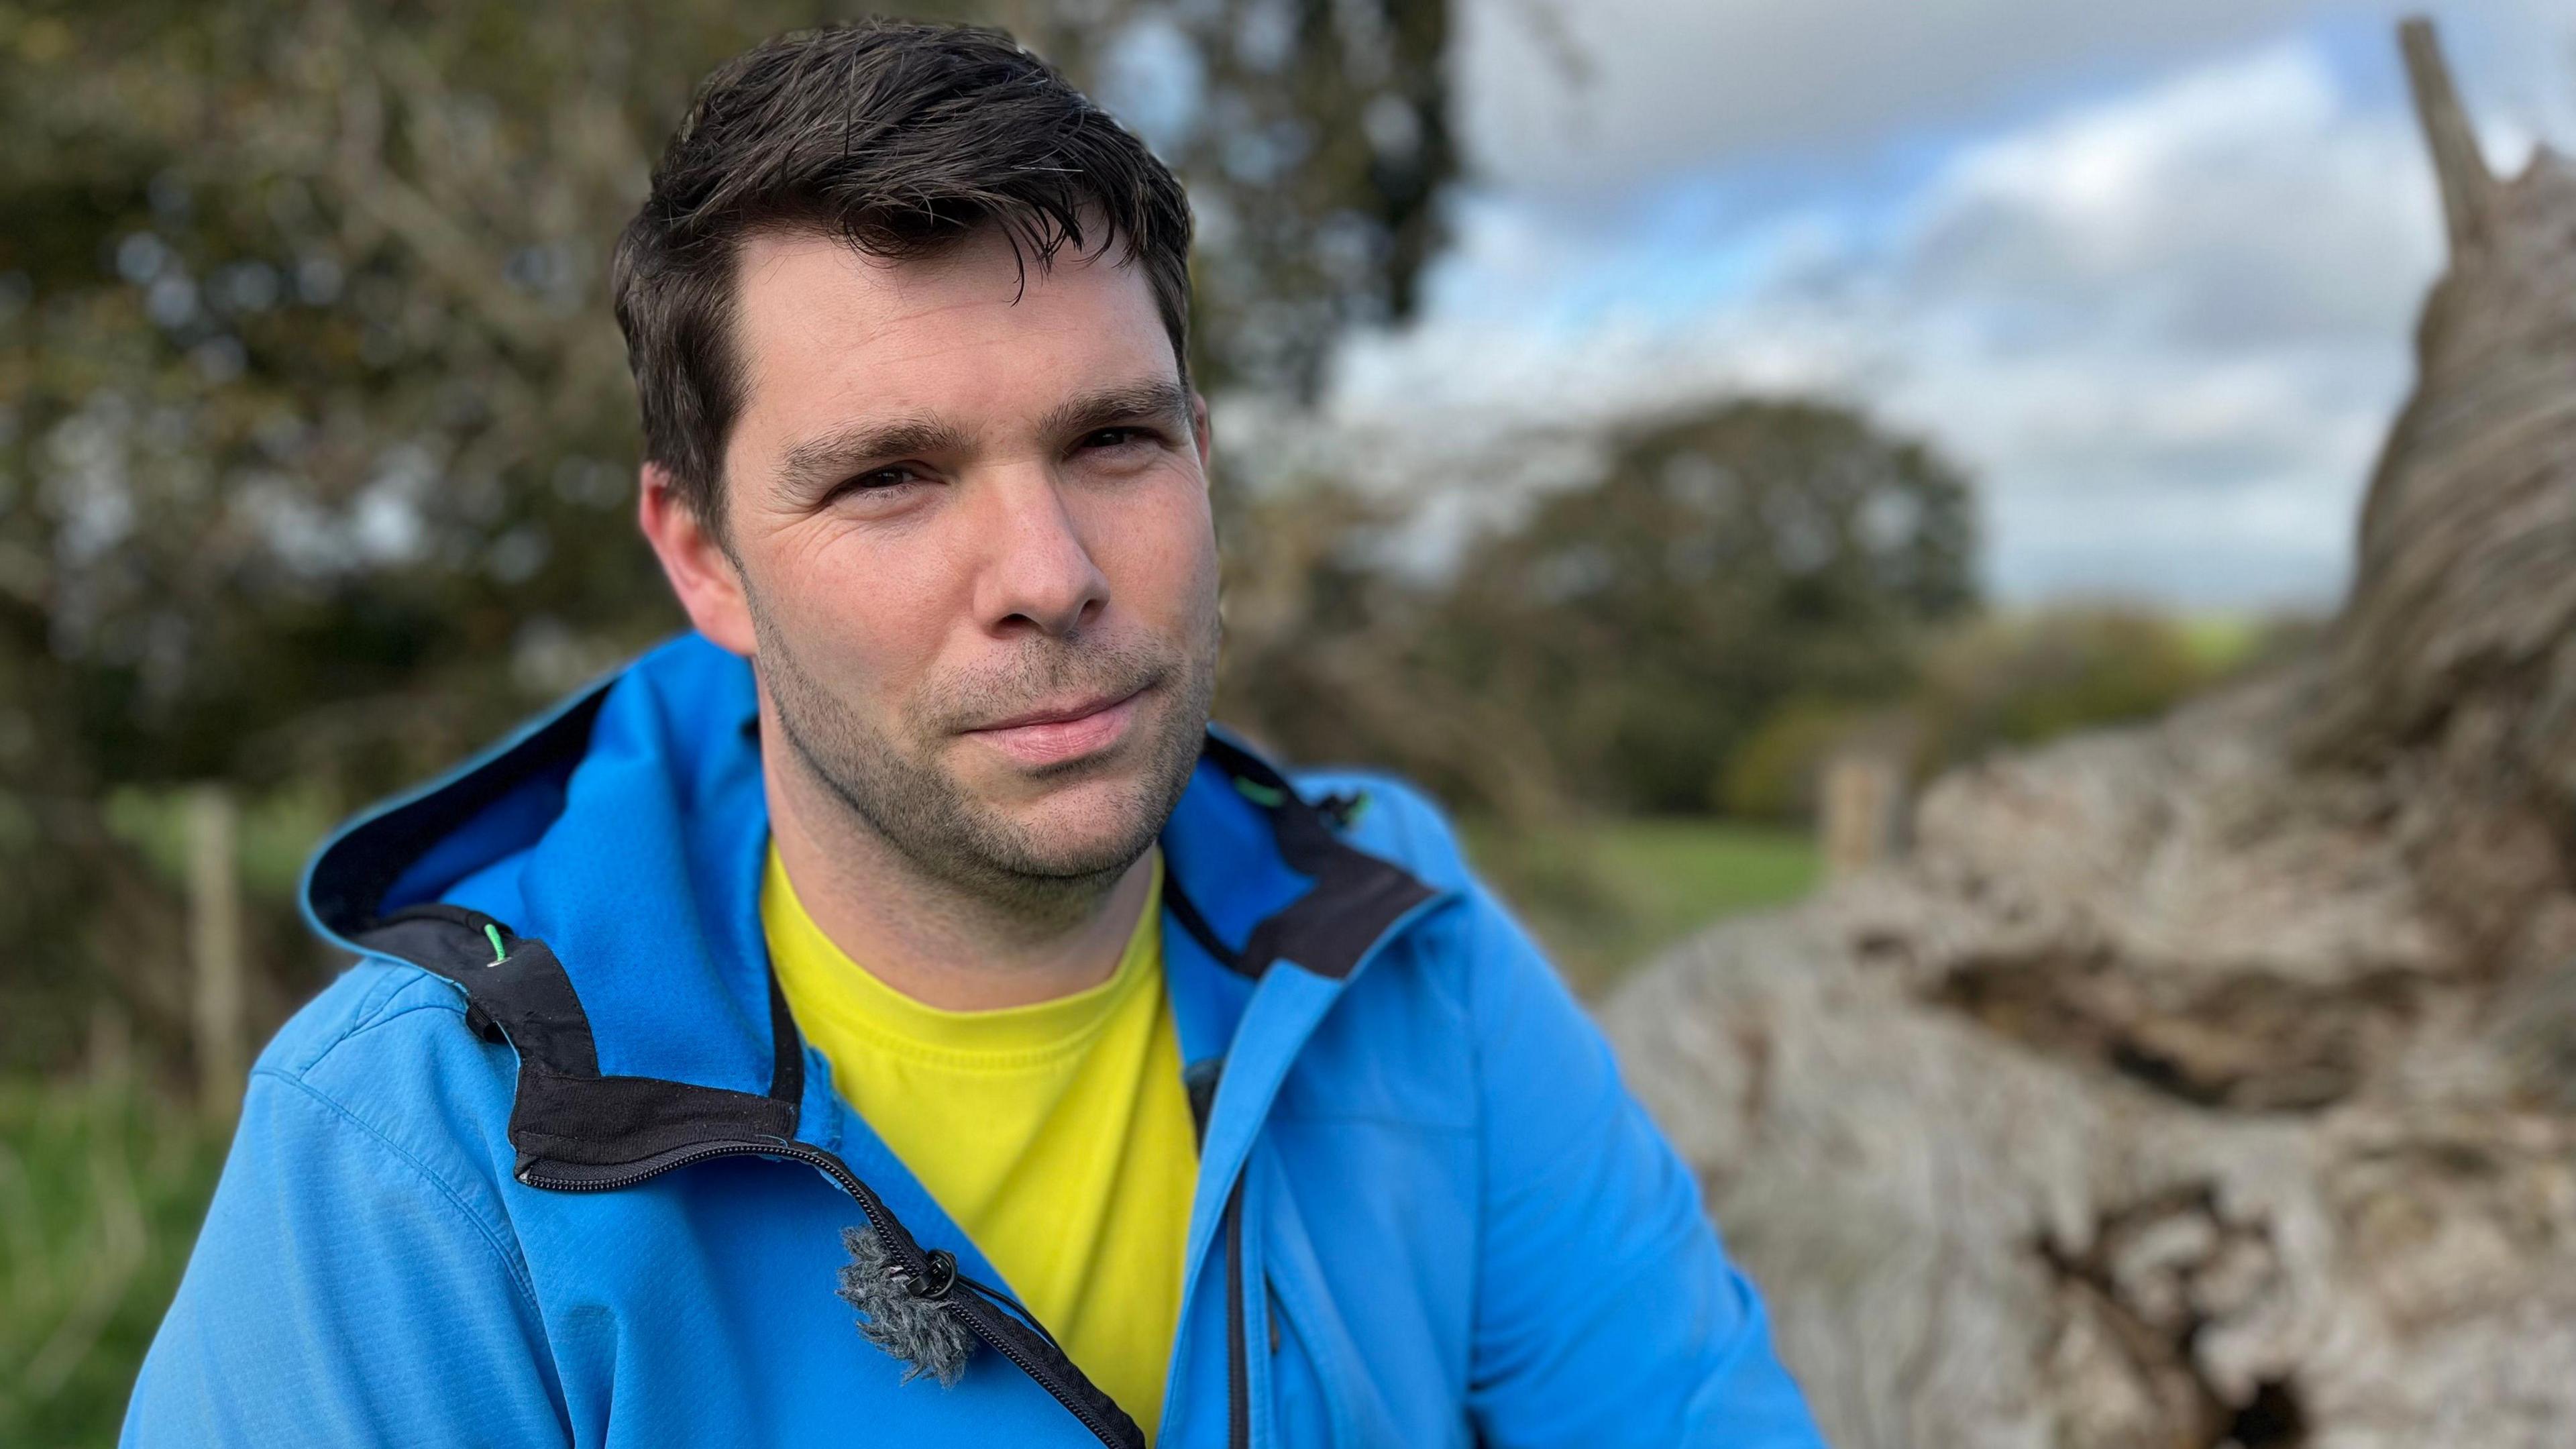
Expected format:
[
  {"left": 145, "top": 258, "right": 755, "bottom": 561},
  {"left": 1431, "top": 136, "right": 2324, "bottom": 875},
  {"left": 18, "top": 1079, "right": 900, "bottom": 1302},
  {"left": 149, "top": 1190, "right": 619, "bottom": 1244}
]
[
  {"left": 103, "top": 783, "right": 341, "bottom": 904},
  {"left": 1713, "top": 608, "right": 2318, "bottom": 825},
  {"left": 1715, "top": 697, "right": 1880, "bottom": 820},
  {"left": 1213, "top": 478, "right": 1574, "bottom": 823},
  {"left": 1136, "top": 1, "right": 1456, "bottom": 396},
  {"left": 1220, "top": 400, "right": 1977, "bottom": 820},
  {"left": 1460, "top": 816, "right": 1820, "bottom": 996},
  {"left": 1909, "top": 608, "right": 2296, "bottom": 769},
  {"left": 0, "top": 1059, "right": 229, "bottom": 1447},
  {"left": 1436, "top": 400, "right": 1978, "bottom": 814}
]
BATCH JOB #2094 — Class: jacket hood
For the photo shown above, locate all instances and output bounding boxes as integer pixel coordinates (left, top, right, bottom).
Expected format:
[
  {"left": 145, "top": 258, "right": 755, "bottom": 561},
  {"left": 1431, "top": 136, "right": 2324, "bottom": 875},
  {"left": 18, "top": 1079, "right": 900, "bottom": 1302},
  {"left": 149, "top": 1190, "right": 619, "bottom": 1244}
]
[{"left": 301, "top": 633, "right": 1438, "bottom": 1179}]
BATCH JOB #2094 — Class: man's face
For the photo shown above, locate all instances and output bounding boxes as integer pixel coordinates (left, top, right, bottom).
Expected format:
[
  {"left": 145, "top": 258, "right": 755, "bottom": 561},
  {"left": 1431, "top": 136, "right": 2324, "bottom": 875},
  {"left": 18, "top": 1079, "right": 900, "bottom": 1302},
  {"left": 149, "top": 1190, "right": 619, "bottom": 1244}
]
[{"left": 696, "top": 226, "right": 1219, "bottom": 898}]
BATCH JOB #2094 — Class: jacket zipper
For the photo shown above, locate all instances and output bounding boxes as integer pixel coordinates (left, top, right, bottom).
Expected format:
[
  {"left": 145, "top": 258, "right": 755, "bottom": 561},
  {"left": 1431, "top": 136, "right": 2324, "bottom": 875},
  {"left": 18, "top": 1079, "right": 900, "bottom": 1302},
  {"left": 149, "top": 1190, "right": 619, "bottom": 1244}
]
[
  {"left": 1224, "top": 1177, "right": 1249, "bottom": 1449},
  {"left": 520, "top": 1140, "right": 1136, "bottom": 1449}
]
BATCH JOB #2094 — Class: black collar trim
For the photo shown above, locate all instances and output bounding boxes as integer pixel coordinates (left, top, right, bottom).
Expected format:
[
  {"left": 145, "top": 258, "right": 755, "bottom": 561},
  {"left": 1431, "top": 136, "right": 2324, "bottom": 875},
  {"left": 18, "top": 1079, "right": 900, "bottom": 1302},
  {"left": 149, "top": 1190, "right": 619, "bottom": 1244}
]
[
  {"left": 353, "top": 902, "right": 801, "bottom": 1173},
  {"left": 1187, "top": 735, "right": 1440, "bottom": 981}
]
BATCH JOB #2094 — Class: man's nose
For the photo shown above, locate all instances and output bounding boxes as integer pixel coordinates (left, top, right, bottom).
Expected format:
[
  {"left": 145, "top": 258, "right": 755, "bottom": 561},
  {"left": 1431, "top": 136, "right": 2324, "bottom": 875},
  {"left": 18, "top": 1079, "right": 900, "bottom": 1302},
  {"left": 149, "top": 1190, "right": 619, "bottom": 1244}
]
[{"left": 971, "top": 466, "right": 1110, "bottom": 639}]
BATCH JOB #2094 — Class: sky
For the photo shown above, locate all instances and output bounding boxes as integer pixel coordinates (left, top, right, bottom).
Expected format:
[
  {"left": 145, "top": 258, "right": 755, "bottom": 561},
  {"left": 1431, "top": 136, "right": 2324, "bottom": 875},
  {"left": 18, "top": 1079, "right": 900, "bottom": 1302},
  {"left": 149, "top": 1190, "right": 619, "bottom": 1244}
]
[{"left": 1315, "top": 0, "right": 2575, "bottom": 610}]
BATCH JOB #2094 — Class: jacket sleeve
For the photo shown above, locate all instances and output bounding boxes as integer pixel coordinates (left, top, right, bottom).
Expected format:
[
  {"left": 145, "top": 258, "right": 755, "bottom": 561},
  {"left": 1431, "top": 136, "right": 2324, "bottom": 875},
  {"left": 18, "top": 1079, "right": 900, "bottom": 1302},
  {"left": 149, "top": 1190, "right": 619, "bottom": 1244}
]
[
  {"left": 121, "top": 1064, "right": 570, "bottom": 1448},
  {"left": 1461, "top": 891, "right": 1825, "bottom": 1448}
]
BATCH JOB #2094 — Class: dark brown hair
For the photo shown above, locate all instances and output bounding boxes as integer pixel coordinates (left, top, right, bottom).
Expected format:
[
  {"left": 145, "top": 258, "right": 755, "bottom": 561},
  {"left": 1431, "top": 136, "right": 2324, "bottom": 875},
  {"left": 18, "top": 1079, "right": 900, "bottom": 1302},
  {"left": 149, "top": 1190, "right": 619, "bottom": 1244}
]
[{"left": 610, "top": 20, "right": 1194, "bottom": 526}]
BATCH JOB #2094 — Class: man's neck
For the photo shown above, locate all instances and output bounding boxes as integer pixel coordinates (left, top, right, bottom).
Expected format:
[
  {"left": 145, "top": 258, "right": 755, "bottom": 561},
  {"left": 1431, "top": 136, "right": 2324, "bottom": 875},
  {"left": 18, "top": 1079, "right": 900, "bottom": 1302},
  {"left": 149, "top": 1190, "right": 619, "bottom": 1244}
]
[{"left": 763, "top": 750, "right": 1155, "bottom": 1013}]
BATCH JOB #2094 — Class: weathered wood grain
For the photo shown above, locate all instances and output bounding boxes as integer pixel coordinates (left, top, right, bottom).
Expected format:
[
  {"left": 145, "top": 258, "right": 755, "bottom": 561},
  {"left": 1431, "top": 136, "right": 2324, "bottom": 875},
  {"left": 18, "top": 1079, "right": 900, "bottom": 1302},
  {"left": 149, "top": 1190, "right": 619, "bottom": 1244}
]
[{"left": 1607, "top": 22, "right": 2576, "bottom": 1445}]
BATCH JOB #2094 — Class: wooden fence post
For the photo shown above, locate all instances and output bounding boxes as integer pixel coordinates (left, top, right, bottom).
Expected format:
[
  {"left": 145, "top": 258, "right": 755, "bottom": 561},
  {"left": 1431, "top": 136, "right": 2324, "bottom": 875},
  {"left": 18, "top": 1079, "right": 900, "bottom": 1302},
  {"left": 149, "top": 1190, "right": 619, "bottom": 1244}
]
[
  {"left": 187, "top": 784, "right": 244, "bottom": 1120},
  {"left": 1819, "top": 750, "right": 1904, "bottom": 879}
]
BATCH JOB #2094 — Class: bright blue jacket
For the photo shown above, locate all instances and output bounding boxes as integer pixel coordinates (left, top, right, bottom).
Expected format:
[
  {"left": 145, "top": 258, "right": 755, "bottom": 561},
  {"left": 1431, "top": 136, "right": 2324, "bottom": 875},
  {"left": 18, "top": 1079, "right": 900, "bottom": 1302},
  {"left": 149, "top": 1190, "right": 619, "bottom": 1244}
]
[{"left": 125, "top": 635, "right": 1822, "bottom": 1448}]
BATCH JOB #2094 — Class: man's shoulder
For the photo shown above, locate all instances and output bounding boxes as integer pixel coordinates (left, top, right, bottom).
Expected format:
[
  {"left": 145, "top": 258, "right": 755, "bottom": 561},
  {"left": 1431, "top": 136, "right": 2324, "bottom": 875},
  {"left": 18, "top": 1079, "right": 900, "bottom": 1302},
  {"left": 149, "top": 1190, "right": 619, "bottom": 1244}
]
[
  {"left": 1282, "top": 765, "right": 1476, "bottom": 894},
  {"left": 256, "top": 957, "right": 465, "bottom": 1074},
  {"left": 246, "top": 957, "right": 520, "bottom": 1200}
]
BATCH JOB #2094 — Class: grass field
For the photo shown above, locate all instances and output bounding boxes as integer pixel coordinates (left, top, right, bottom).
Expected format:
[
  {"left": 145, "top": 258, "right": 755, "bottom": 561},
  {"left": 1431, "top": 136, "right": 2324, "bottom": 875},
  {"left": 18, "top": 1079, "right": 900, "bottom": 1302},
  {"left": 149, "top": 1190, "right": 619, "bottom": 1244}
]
[
  {"left": 0, "top": 1063, "right": 227, "bottom": 1447},
  {"left": 1462, "top": 816, "right": 1821, "bottom": 997}
]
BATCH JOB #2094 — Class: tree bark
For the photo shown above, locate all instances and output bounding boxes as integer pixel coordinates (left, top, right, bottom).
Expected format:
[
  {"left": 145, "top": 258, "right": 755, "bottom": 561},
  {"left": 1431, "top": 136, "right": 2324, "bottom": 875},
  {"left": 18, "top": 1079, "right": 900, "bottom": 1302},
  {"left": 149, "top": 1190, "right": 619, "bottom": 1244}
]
[{"left": 1606, "top": 21, "right": 2576, "bottom": 1446}]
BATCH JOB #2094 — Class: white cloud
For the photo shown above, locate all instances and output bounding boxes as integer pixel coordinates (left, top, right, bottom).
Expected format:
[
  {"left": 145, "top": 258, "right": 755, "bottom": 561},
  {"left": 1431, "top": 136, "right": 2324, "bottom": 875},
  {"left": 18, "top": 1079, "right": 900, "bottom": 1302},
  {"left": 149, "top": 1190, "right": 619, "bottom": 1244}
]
[
  {"left": 1893, "top": 45, "right": 2430, "bottom": 347},
  {"left": 1313, "top": 27, "right": 2516, "bottom": 608},
  {"left": 1456, "top": 0, "right": 2568, "bottom": 196},
  {"left": 1860, "top": 42, "right": 2441, "bottom": 605},
  {"left": 1458, "top": 0, "right": 2318, "bottom": 195}
]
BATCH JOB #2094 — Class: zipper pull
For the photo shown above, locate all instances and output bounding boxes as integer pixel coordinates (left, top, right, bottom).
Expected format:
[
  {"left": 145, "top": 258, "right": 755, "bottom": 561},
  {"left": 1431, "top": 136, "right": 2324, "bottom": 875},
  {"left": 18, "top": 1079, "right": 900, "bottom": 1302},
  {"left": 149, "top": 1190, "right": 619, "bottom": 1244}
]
[
  {"left": 893, "top": 1248, "right": 958, "bottom": 1301},
  {"left": 837, "top": 1228, "right": 975, "bottom": 1386}
]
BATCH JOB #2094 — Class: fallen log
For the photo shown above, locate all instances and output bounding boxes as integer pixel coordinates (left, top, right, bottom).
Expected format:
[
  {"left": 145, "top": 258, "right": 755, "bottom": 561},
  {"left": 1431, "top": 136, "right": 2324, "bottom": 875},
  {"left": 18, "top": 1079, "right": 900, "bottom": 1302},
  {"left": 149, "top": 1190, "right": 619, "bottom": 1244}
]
[{"left": 1605, "top": 19, "right": 2576, "bottom": 1446}]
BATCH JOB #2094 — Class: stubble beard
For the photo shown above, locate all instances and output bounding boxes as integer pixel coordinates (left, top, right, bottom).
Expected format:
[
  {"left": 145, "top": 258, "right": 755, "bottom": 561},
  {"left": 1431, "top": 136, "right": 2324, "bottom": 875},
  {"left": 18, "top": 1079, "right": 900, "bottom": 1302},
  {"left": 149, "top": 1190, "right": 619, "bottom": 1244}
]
[{"left": 749, "top": 593, "right": 1218, "bottom": 935}]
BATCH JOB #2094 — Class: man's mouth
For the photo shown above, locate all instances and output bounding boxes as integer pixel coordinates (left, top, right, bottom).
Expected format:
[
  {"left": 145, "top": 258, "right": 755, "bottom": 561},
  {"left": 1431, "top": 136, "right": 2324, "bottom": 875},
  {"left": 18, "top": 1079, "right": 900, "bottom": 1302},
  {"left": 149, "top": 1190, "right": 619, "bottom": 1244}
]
[{"left": 961, "top": 684, "right": 1152, "bottom": 768}]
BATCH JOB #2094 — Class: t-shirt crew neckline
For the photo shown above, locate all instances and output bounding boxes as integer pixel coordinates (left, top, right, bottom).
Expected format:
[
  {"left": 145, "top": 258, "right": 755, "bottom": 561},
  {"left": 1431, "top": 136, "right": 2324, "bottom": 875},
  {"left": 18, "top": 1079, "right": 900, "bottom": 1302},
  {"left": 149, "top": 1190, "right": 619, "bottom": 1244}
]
[{"left": 758, "top": 845, "right": 1165, "bottom": 1072}]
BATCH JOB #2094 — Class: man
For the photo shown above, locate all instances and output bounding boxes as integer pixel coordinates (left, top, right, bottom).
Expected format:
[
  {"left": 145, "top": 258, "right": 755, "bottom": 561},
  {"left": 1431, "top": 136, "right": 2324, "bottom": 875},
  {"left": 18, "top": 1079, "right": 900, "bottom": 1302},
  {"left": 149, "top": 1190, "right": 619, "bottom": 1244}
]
[{"left": 125, "top": 20, "right": 1822, "bottom": 1448}]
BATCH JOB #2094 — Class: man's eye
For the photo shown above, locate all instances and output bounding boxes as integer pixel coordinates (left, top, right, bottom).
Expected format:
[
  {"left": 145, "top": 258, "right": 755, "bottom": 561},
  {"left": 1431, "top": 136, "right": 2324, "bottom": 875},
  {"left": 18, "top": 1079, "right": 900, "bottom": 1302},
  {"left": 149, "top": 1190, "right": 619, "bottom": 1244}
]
[
  {"left": 845, "top": 466, "right": 922, "bottom": 492},
  {"left": 1081, "top": 427, "right": 1157, "bottom": 451}
]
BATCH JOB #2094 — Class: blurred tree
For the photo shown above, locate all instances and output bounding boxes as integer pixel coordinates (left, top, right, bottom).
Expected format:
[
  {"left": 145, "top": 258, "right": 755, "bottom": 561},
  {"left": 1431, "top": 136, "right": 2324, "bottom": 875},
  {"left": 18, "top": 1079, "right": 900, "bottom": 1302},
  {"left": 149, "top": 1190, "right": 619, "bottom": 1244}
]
[
  {"left": 1913, "top": 610, "right": 2222, "bottom": 765},
  {"left": 0, "top": 0, "right": 1458, "bottom": 1073},
  {"left": 1112, "top": 0, "right": 1454, "bottom": 396},
  {"left": 1715, "top": 610, "right": 2308, "bottom": 822},
  {"left": 1212, "top": 475, "right": 1568, "bottom": 821},
  {"left": 1714, "top": 696, "right": 1881, "bottom": 823},
  {"left": 1434, "top": 400, "right": 1976, "bottom": 814},
  {"left": 989, "top": 0, "right": 1454, "bottom": 395},
  {"left": 1217, "top": 399, "right": 1977, "bottom": 818}
]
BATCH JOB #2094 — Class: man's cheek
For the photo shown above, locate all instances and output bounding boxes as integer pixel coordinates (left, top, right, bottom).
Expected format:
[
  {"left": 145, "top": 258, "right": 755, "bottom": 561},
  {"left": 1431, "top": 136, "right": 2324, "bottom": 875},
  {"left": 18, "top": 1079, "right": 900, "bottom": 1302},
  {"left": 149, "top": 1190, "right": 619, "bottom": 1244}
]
[
  {"left": 1112, "top": 502, "right": 1216, "bottom": 632},
  {"left": 802, "top": 576, "right": 912, "bottom": 702}
]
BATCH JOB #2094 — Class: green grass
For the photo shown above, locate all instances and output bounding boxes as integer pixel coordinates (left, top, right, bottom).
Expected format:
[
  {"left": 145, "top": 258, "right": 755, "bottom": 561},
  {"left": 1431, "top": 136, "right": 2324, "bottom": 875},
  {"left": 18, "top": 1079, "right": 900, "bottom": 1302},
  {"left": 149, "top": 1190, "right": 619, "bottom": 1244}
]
[
  {"left": 102, "top": 782, "right": 338, "bottom": 904},
  {"left": 2174, "top": 611, "right": 2292, "bottom": 677},
  {"left": 0, "top": 1067, "right": 229, "bottom": 1448},
  {"left": 1462, "top": 816, "right": 1820, "bottom": 997}
]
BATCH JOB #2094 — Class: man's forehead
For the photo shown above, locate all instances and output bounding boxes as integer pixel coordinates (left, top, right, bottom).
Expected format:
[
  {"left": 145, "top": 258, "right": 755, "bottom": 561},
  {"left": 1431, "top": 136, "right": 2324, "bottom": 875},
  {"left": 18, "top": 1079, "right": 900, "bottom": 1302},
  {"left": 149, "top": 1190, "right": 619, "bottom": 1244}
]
[
  {"left": 733, "top": 226, "right": 1151, "bottom": 345},
  {"left": 728, "top": 227, "right": 1174, "bottom": 431}
]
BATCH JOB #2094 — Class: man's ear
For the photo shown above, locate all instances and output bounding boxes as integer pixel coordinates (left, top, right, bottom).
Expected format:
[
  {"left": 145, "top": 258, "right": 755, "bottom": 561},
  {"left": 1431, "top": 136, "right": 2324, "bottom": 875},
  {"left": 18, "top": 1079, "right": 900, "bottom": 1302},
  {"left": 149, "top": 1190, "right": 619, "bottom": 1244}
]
[
  {"left": 637, "top": 463, "right": 758, "bottom": 657},
  {"left": 1190, "top": 391, "right": 1213, "bottom": 475}
]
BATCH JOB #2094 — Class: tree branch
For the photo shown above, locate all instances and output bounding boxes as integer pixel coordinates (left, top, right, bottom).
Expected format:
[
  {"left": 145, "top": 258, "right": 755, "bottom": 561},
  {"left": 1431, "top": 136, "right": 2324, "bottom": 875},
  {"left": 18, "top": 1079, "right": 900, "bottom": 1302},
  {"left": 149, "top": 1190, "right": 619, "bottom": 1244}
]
[{"left": 2400, "top": 15, "right": 2496, "bottom": 260}]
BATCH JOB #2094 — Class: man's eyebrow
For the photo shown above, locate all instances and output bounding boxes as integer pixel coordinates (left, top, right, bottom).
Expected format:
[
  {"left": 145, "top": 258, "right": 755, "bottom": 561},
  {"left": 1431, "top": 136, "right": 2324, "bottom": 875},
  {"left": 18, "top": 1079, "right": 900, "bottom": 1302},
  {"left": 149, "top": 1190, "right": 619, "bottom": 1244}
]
[
  {"left": 1036, "top": 379, "right": 1193, "bottom": 442},
  {"left": 777, "top": 416, "right": 975, "bottom": 492}
]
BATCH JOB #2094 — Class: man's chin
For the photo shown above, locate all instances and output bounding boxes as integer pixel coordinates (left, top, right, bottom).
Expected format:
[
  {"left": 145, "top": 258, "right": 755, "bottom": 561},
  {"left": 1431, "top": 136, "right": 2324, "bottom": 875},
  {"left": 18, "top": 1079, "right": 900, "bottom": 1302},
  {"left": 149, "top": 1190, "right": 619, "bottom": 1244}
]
[
  {"left": 969, "top": 769, "right": 1171, "bottom": 880},
  {"left": 898, "top": 657, "right": 1211, "bottom": 892}
]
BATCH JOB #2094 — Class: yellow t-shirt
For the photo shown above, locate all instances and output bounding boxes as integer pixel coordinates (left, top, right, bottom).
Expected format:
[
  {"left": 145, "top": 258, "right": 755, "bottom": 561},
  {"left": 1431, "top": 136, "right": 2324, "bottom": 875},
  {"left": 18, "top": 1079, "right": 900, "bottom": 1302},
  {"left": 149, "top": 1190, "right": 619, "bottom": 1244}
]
[{"left": 760, "top": 844, "right": 1195, "bottom": 1442}]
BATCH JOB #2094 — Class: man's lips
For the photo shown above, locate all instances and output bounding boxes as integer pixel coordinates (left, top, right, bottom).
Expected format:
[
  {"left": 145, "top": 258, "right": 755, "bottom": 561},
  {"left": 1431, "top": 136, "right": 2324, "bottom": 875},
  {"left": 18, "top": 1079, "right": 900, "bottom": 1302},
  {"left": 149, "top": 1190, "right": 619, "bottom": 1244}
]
[{"left": 961, "top": 686, "right": 1150, "bottom": 767}]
